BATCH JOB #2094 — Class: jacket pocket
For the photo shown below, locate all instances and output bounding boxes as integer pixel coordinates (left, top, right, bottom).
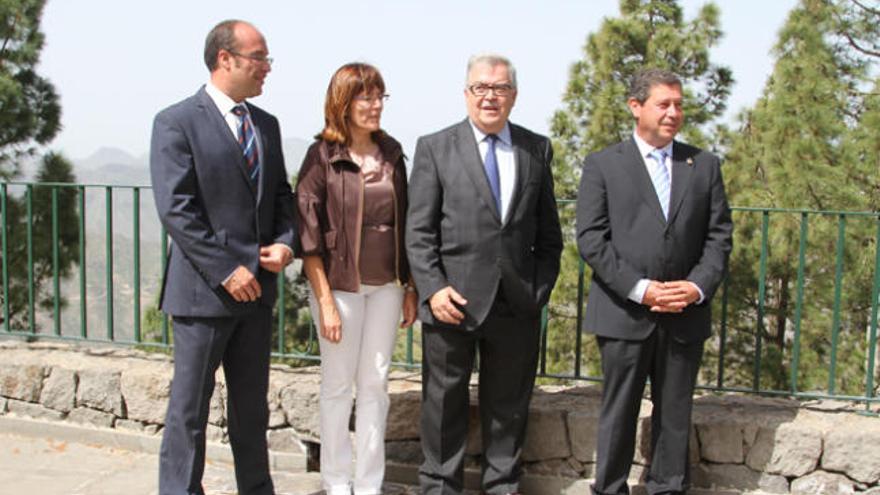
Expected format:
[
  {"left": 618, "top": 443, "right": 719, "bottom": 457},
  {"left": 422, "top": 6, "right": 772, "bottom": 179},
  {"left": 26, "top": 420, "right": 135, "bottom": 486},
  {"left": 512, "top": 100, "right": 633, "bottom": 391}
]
[{"left": 324, "top": 230, "right": 337, "bottom": 250}]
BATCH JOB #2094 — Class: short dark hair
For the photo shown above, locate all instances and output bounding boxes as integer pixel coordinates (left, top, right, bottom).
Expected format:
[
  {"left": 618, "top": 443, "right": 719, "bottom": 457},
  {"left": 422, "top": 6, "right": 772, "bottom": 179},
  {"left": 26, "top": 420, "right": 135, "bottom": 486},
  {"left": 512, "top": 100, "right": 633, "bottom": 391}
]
[
  {"left": 628, "top": 68, "right": 682, "bottom": 103},
  {"left": 204, "top": 19, "right": 241, "bottom": 71}
]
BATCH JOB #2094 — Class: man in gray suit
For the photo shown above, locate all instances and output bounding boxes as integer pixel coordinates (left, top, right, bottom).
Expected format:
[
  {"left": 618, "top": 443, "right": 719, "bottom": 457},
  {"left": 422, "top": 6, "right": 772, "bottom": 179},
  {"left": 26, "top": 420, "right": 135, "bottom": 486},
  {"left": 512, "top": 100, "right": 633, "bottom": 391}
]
[
  {"left": 576, "top": 68, "right": 733, "bottom": 495},
  {"left": 406, "top": 54, "right": 563, "bottom": 495},
  {"left": 150, "top": 19, "right": 295, "bottom": 495}
]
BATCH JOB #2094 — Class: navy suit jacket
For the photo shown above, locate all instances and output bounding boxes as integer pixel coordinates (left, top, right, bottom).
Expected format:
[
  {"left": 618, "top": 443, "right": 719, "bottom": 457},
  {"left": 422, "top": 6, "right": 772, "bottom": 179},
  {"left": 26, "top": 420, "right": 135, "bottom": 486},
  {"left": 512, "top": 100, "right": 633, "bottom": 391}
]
[
  {"left": 576, "top": 137, "right": 733, "bottom": 343},
  {"left": 150, "top": 86, "right": 296, "bottom": 317}
]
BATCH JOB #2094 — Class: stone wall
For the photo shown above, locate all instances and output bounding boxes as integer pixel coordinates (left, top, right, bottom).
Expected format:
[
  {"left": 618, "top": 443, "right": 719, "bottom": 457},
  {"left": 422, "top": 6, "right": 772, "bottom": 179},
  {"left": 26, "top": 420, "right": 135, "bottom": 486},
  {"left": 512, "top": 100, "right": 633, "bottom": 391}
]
[{"left": 1, "top": 340, "right": 878, "bottom": 495}]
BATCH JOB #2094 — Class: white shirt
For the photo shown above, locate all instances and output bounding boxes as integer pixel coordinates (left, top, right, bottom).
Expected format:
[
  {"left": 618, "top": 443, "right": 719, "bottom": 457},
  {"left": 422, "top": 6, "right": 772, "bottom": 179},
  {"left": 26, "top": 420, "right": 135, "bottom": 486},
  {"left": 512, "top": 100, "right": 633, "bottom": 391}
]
[
  {"left": 469, "top": 120, "right": 516, "bottom": 222},
  {"left": 627, "top": 131, "right": 704, "bottom": 305}
]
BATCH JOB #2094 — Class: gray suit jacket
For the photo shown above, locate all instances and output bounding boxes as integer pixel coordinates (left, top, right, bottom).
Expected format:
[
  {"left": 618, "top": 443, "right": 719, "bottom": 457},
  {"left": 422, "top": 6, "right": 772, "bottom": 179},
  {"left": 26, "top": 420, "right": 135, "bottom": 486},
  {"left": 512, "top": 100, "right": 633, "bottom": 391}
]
[
  {"left": 406, "top": 119, "right": 563, "bottom": 330},
  {"left": 150, "top": 87, "right": 296, "bottom": 317},
  {"left": 576, "top": 137, "right": 733, "bottom": 343}
]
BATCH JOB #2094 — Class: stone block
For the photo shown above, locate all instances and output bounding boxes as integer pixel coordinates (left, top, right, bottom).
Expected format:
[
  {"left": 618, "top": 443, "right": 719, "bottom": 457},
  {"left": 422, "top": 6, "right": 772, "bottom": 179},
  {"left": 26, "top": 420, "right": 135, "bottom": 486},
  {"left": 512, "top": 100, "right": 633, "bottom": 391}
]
[
  {"left": 523, "top": 408, "right": 570, "bottom": 461},
  {"left": 0, "top": 396, "right": 7, "bottom": 412},
  {"left": 145, "top": 424, "right": 162, "bottom": 436},
  {"left": 697, "top": 422, "right": 744, "bottom": 463},
  {"left": 68, "top": 407, "right": 115, "bottom": 428},
  {"left": 746, "top": 422, "right": 821, "bottom": 477},
  {"left": 208, "top": 381, "right": 226, "bottom": 427},
  {"left": 385, "top": 440, "right": 424, "bottom": 464},
  {"left": 465, "top": 404, "right": 482, "bottom": 455},
  {"left": 691, "top": 463, "right": 788, "bottom": 493},
  {"left": 267, "top": 428, "right": 306, "bottom": 453},
  {"left": 790, "top": 470, "right": 855, "bottom": 495},
  {"left": 385, "top": 390, "right": 421, "bottom": 440},
  {"left": 522, "top": 458, "right": 583, "bottom": 478},
  {"left": 0, "top": 364, "right": 45, "bottom": 402},
  {"left": 120, "top": 365, "right": 170, "bottom": 424},
  {"left": 268, "top": 409, "right": 287, "bottom": 429},
  {"left": 115, "top": 419, "right": 146, "bottom": 432},
  {"left": 6, "top": 398, "right": 65, "bottom": 421},
  {"left": 567, "top": 408, "right": 599, "bottom": 463},
  {"left": 279, "top": 382, "right": 320, "bottom": 440},
  {"left": 822, "top": 423, "right": 880, "bottom": 483},
  {"left": 206, "top": 424, "right": 225, "bottom": 443},
  {"left": 634, "top": 414, "right": 652, "bottom": 465},
  {"left": 76, "top": 370, "right": 124, "bottom": 416},
  {"left": 40, "top": 367, "right": 77, "bottom": 413}
]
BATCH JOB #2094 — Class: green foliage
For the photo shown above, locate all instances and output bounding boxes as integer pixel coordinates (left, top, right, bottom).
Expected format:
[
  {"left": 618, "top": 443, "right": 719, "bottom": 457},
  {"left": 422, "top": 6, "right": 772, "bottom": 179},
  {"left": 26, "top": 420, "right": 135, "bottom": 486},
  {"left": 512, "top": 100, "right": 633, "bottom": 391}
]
[
  {"left": 546, "top": 0, "right": 732, "bottom": 379},
  {"left": 720, "top": 0, "right": 879, "bottom": 396},
  {"left": 0, "top": 0, "right": 61, "bottom": 177}
]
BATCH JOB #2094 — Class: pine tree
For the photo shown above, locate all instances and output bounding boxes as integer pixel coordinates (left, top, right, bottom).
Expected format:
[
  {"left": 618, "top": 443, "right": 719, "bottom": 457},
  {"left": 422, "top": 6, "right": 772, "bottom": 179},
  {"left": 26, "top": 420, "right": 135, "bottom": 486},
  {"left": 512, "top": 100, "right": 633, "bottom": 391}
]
[{"left": 545, "top": 0, "right": 732, "bottom": 379}]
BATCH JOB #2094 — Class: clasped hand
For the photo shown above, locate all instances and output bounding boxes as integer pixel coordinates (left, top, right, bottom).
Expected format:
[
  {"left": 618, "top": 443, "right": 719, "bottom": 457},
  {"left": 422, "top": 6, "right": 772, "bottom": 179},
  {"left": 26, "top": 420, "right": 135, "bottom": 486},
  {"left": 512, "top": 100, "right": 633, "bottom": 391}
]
[
  {"left": 429, "top": 286, "right": 468, "bottom": 325},
  {"left": 643, "top": 280, "right": 700, "bottom": 313}
]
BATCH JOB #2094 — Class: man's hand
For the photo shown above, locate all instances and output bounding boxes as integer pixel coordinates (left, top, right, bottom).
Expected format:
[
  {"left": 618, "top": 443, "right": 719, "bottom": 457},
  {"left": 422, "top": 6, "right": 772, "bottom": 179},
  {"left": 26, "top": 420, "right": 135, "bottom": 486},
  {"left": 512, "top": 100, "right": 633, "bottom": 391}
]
[
  {"left": 643, "top": 280, "right": 700, "bottom": 313},
  {"left": 259, "top": 243, "right": 293, "bottom": 273},
  {"left": 429, "top": 286, "right": 468, "bottom": 325},
  {"left": 401, "top": 290, "right": 418, "bottom": 328},
  {"left": 223, "top": 265, "right": 262, "bottom": 302}
]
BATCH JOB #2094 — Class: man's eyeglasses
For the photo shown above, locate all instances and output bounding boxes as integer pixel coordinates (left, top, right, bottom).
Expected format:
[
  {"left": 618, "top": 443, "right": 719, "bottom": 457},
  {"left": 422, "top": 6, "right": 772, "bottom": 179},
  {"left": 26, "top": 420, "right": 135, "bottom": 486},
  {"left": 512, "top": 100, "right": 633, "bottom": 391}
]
[
  {"left": 228, "top": 50, "right": 274, "bottom": 66},
  {"left": 468, "top": 83, "right": 514, "bottom": 97},
  {"left": 354, "top": 94, "right": 391, "bottom": 104}
]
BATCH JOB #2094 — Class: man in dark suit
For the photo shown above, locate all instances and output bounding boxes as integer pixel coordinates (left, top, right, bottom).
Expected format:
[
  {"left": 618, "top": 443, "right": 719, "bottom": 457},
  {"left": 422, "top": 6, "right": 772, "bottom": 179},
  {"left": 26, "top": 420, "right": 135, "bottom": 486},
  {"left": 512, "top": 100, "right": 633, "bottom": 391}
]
[
  {"left": 149, "top": 19, "right": 295, "bottom": 495},
  {"left": 576, "top": 68, "right": 733, "bottom": 495},
  {"left": 406, "top": 54, "right": 563, "bottom": 495}
]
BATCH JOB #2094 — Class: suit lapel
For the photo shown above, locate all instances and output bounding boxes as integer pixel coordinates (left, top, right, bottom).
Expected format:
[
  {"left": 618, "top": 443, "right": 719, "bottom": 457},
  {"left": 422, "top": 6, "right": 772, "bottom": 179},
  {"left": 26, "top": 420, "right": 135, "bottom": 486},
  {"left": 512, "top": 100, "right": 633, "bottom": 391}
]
[
  {"left": 667, "top": 141, "right": 694, "bottom": 224},
  {"left": 196, "top": 88, "right": 258, "bottom": 199},
  {"left": 620, "top": 138, "right": 666, "bottom": 225},
  {"left": 453, "top": 120, "right": 502, "bottom": 223},
  {"left": 507, "top": 125, "right": 532, "bottom": 226}
]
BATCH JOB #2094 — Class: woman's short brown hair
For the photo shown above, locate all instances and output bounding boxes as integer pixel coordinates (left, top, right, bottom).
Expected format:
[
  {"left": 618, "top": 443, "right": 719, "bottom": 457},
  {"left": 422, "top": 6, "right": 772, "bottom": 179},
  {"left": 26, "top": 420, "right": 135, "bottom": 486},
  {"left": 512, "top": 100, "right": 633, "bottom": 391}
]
[{"left": 318, "top": 62, "right": 386, "bottom": 144}]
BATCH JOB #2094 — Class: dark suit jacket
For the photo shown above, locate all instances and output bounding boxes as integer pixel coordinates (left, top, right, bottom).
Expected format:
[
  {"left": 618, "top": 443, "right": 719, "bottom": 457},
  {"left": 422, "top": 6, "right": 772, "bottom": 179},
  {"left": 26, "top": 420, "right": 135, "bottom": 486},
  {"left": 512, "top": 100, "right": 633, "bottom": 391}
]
[
  {"left": 150, "top": 86, "right": 296, "bottom": 317},
  {"left": 576, "top": 137, "right": 733, "bottom": 343},
  {"left": 406, "top": 119, "right": 563, "bottom": 330}
]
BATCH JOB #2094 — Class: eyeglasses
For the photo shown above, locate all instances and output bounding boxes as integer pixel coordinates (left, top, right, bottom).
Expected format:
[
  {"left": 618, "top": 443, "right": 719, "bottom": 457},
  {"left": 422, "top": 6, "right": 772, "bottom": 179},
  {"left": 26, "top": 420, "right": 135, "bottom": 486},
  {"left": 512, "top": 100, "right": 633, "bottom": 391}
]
[
  {"left": 354, "top": 94, "right": 390, "bottom": 104},
  {"left": 228, "top": 50, "right": 274, "bottom": 66},
  {"left": 467, "top": 83, "right": 514, "bottom": 97}
]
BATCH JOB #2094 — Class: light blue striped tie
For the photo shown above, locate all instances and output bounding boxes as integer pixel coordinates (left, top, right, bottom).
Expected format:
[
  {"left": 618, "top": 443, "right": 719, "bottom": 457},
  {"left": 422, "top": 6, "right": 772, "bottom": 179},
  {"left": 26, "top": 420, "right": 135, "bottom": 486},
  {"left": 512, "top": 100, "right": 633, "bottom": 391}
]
[
  {"left": 648, "top": 149, "right": 670, "bottom": 219},
  {"left": 232, "top": 104, "right": 260, "bottom": 183}
]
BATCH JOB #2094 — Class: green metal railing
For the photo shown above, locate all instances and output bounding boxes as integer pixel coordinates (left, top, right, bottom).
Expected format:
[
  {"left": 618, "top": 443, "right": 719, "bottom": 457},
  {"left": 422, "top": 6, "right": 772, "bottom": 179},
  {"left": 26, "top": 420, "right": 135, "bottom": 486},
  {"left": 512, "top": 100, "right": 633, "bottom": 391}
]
[{"left": 1, "top": 183, "right": 878, "bottom": 408}]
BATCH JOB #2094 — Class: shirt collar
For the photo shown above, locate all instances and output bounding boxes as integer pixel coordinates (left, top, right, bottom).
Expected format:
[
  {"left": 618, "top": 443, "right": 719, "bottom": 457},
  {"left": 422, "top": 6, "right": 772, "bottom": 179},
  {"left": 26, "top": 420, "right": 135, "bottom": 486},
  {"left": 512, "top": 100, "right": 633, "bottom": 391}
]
[
  {"left": 469, "top": 119, "right": 512, "bottom": 147},
  {"left": 205, "top": 81, "right": 245, "bottom": 116},
  {"left": 632, "top": 130, "right": 673, "bottom": 160}
]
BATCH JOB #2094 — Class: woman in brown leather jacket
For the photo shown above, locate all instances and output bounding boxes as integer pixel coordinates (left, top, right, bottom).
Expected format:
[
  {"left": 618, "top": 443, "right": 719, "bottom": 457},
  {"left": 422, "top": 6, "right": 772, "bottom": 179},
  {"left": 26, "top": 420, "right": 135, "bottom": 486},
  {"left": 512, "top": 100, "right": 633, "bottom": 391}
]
[{"left": 295, "top": 62, "right": 417, "bottom": 495}]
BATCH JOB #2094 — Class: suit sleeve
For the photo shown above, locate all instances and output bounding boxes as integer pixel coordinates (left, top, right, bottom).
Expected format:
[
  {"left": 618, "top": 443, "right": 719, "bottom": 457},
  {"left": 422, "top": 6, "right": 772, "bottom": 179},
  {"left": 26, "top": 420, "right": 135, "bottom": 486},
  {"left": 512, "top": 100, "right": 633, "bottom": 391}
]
[
  {"left": 685, "top": 157, "right": 733, "bottom": 301},
  {"left": 405, "top": 137, "right": 448, "bottom": 305},
  {"left": 268, "top": 117, "right": 296, "bottom": 250},
  {"left": 149, "top": 111, "right": 239, "bottom": 289},
  {"left": 576, "top": 153, "right": 645, "bottom": 299},
  {"left": 532, "top": 138, "right": 563, "bottom": 307}
]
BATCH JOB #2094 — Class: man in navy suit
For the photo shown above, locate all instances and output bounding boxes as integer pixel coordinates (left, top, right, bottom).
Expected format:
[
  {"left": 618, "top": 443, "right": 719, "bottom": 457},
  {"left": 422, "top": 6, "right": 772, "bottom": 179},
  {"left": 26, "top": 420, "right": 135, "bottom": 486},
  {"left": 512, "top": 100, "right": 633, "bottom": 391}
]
[
  {"left": 577, "top": 68, "right": 732, "bottom": 495},
  {"left": 150, "top": 19, "right": 295, "bottom": 495}
]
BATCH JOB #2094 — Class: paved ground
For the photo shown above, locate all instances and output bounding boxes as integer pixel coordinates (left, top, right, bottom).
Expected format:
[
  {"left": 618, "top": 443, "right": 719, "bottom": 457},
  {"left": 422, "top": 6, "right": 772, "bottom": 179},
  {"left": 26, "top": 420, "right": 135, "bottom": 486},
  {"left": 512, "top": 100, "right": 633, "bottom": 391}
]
[{"left": 0, "top": 432, "right": 421, "bottom": 495}]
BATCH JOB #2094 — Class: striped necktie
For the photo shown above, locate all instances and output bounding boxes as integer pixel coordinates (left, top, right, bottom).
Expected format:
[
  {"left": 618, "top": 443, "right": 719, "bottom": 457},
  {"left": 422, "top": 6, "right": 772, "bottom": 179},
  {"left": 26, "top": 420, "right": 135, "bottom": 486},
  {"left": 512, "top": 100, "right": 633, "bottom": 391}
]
[
  {"left": 231, "top": 104, "right": 259, "bottom": 183},
  {"left": 648, "top": 149, "right": 670, "bottom": 219}
]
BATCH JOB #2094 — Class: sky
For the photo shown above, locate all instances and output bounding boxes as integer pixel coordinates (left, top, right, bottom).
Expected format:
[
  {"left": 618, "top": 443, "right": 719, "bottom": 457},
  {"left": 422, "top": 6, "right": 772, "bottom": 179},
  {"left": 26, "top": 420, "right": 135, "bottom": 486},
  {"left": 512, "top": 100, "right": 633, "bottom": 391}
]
[{"left": 38, "top": 0, "right": 799, "bottom": 162}]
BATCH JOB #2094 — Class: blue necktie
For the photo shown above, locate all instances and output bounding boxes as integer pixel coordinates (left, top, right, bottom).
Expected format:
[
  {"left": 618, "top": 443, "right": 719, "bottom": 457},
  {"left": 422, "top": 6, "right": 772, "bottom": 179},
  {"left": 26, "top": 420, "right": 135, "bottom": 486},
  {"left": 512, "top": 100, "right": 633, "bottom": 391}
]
[
  {"left": 232, "top": 105, "right": 260, "bottom": 183},
  {"left": 483, "top": 134, "right": 502, "bottom": 215},
  {"left": 648, "top": 149, "right": 670, "bottom": 219}
]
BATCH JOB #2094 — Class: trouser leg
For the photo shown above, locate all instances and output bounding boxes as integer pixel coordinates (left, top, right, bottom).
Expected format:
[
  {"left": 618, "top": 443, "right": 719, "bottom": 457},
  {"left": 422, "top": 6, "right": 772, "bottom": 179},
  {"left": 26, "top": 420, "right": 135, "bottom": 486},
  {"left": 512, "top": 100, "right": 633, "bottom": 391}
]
[
  {"left": 311, "top": 288, "right": 365, "bottom": 495},
  {"left": 419, "top": 323, "right": 477, "bottom": 495},
  {"left": 592, "top": 334, "right": 655, "bottom": 495},
  {"left": 223, "top": 307, "right": 275, "bottom": 495},
  {"left": 353, "top": 283, "right": 404, "bottom": 495},
  {"left": 644, "top": 330, "right": 703, "bottom": 495},
  {"left": 159, "top": 316, "right": 233, "bottom": 495}
]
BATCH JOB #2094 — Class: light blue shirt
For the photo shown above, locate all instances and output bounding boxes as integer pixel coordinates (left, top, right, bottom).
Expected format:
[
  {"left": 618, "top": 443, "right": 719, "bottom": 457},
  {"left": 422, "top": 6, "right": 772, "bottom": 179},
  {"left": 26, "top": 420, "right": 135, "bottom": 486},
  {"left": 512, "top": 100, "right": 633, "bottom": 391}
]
[{"left": 469, "top": 120, "right": 516, "bottom": 222}]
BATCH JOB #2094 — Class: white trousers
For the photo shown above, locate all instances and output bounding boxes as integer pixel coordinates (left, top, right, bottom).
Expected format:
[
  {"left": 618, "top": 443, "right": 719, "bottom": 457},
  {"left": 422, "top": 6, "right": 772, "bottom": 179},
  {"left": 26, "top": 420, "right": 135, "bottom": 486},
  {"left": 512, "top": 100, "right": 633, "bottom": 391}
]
[{"left": 310, "top": 283, "right": 403, "bottom": 495}]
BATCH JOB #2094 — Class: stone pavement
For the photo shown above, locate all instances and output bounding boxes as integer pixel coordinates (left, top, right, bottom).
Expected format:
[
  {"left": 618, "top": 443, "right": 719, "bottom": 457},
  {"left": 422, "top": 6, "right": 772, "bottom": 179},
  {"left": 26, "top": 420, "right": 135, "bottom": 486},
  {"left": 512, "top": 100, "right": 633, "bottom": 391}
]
[{"left": 0, "top": 432, "right": 425, "bottom": 495}]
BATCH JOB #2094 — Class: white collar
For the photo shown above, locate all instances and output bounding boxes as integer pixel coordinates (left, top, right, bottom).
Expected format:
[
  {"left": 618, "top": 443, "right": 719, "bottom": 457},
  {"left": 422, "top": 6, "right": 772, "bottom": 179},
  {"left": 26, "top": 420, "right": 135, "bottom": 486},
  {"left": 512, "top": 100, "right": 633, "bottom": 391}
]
[
  {"left": 205, "top": 81, "right": 245, "bottom": 115},
  {"left": 469, "top": 120, "right": 512, "bottom": 147},
  {"left": 632, "top": 130, "right": 673, "bottom": 159}
]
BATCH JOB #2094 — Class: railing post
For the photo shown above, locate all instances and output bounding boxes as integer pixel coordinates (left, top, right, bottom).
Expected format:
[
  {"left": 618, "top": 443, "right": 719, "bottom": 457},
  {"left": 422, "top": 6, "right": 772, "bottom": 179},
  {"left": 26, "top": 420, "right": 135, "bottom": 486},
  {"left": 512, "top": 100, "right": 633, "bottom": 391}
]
[
  {"left": 790, "top": 212, "right": 808, "bottom": 394},
  {"left": 574, "top": 258, "right": 585, "bottom": 378},
  {"left": 1, "top": 183, "right": 8, "bottom": 333},
  {"left": 276, "top": 271, "right": 285, "bottom": 353},
  {"left": 105, "top": 186, "right": 114, "bottom": 341},
  {"left": 717, "top": 273, "right": 729, "bottom": 389},
  {"left": 133, "top": 187, "right": 141, "bottom": 343},
  {"left": 52, "top": 187, "right": 60, "bottom": 336},
  {"left": 161, "top": 227, "right": 169, "bottom": 344},
  {"left": 828, "top": 214, "right": 847, "bottom": 395},
  {"left": 754, "top": 210, "right": 769, "bottom": 392},
  {"left": 26, "top": 185, "right": 34, "bottom": 334},
  {"left": 78, "top": 186, "right": 87, "bottom": 338},
  {"left": 865, "top": 215, "right": 880, "bottom": 408}
]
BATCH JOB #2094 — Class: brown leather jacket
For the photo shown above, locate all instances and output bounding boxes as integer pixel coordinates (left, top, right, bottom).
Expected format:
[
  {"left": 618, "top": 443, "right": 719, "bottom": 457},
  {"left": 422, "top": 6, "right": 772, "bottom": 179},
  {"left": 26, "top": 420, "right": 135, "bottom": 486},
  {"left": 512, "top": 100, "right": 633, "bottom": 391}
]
[{"left": 295, "top": 134, "right": 410, "bottom": 293}]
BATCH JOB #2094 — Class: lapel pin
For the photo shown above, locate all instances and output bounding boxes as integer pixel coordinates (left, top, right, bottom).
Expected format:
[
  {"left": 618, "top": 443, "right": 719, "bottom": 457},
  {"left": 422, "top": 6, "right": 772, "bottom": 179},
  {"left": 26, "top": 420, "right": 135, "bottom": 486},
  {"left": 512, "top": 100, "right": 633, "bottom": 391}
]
[{"left": 686, "top": 157, "right": 694, "bottom": 166}]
